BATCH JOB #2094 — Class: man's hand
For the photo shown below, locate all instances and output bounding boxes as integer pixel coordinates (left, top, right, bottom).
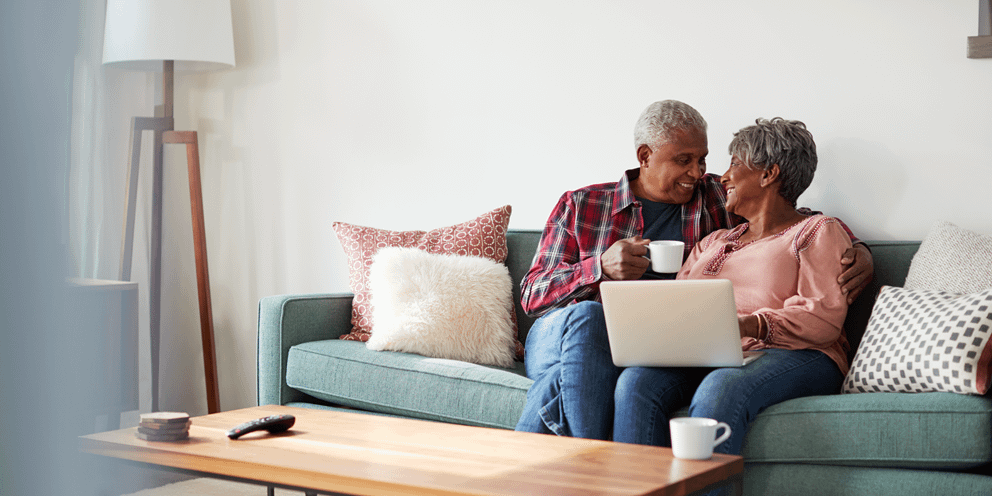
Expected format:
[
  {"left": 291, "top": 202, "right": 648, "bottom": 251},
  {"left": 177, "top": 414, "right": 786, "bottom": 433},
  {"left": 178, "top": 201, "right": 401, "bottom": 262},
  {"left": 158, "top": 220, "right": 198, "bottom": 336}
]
[
  {"left": 839, "top": 244, "right": 874, "bottom": 304},
  {"left": 601, "top": 236, "right": 651, "bottom": 281}
]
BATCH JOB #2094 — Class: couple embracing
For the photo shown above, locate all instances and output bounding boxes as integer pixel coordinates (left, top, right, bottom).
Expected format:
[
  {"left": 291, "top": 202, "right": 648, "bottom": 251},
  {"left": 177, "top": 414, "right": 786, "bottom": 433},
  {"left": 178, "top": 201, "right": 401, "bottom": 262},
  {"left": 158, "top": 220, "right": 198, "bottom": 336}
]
[{"left": 515, "top": 100, "right": 874, "bottom": 455}]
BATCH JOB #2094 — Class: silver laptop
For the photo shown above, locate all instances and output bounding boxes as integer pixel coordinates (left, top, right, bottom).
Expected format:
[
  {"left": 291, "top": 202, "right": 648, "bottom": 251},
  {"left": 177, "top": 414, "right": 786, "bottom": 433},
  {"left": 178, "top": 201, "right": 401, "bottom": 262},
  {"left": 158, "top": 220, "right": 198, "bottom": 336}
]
[{"left": 600, "top": 279, "right": 759, "bottom": 367}]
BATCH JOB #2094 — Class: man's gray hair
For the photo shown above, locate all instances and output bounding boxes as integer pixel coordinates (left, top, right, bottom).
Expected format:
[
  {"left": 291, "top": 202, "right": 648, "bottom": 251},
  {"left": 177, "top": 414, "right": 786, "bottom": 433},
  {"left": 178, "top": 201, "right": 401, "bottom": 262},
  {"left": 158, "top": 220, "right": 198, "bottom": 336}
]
[
  {"left": 633, "top": 100, "right": 708, "bottom": 150},
  {"left": 728, "top": 118, "right": 817, "bottom": 206}
]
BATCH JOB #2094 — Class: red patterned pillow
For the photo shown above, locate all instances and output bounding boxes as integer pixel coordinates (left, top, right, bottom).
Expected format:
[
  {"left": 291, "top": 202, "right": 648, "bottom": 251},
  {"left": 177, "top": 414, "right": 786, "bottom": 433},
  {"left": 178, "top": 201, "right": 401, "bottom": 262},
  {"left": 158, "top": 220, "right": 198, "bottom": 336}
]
[{"left": 332, "top": 205, "right": 523, "bottom": 359}]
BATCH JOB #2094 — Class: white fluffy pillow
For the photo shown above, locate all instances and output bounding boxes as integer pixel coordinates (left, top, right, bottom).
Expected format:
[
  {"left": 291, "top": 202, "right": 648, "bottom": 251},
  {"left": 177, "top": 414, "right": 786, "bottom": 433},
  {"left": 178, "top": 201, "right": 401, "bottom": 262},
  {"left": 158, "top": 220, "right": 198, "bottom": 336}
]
[
  {"left": 904, "top": 221, "right": 992, "bottom": 294},
  {"left": 366, "top": 247, "right": 516, "bottom": 368}
]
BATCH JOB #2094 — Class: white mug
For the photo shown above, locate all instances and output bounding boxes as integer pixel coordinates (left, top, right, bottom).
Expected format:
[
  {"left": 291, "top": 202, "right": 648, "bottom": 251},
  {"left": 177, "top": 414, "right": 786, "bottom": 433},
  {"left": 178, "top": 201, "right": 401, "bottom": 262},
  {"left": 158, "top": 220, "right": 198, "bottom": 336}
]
[
  {"left": 647, "top": 240, "right": 685, "bottom": 273},
  {"left": 669, "top": 417, "right": 732, "bottom": 460}
]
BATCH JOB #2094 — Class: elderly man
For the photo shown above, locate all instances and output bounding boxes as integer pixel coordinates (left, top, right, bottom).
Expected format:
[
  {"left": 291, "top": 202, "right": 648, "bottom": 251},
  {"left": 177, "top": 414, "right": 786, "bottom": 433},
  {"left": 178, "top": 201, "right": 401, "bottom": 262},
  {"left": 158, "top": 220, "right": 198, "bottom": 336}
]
[{"left": 515, "top": 100, "right": 873, "bottom": 440}]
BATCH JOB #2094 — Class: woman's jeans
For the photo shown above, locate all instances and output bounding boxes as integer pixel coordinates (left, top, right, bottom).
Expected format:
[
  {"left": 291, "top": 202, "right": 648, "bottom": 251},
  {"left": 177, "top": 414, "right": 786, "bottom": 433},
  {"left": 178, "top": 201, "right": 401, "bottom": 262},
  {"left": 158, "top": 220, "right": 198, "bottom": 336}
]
[
  {"left": 613, "top": 348, "right": 843, "bottom": 454},
  {"left": 515, "top": 302, "right": 845, "bottom": 455}
]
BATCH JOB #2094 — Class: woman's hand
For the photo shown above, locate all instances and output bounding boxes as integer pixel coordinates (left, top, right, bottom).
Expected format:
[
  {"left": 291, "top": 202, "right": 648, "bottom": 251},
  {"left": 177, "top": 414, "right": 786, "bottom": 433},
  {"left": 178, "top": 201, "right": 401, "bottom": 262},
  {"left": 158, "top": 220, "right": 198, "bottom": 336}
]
[
  {"left": 738, "top": 315, "right": 760, "bottom": 339},
  {"left": 838, "top": 244, "right": 874, "bottom": 304}
]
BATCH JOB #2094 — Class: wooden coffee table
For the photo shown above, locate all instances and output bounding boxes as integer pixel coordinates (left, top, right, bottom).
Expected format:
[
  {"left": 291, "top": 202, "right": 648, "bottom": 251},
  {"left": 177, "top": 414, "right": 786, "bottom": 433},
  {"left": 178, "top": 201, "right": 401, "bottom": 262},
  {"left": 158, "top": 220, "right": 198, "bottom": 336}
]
[{"left": 79, "top": 405, "right": 742, "bottom": 496}]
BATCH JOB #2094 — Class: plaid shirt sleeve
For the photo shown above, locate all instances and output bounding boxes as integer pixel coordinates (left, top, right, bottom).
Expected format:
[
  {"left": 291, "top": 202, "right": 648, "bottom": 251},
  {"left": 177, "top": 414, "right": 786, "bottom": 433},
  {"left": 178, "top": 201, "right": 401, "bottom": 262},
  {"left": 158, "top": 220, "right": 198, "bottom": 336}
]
[{"left": 520, "top": 191, "right": 611, "bottom": 317}]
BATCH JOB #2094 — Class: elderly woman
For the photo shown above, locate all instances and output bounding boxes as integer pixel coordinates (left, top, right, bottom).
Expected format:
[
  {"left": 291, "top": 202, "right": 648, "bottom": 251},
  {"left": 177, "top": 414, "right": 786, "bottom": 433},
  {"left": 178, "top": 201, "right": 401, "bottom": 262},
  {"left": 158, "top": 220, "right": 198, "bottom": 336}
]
[{"left": 611, "top": 118, "right": 851, "bottom": 454}]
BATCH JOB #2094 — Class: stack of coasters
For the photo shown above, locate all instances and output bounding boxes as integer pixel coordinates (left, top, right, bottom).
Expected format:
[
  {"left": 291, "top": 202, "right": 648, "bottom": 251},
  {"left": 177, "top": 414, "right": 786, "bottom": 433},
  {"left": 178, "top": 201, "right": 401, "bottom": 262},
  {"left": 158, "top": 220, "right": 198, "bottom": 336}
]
[{"left": 136, "top": 412, "right": 191, "bottom": 442}]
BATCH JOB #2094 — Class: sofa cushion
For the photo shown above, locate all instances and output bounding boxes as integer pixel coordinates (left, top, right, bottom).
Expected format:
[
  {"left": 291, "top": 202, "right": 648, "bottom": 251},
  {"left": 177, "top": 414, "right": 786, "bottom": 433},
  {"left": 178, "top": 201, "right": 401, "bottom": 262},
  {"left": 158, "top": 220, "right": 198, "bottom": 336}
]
[
  {"left": 331, "top": 205, "right": 512, "bottom": 343},
  {"left": 842, "top": 241, "right": 921, "bottom": 357},
  {"left": 367, "top": 247, "right": 516, "bottom": 368},
  {"left": 741, "top": 392, "right": 992, "bottom": 470},
  {"left": 904, "top": 220, "right": 992, "bottom": 294},
  {"left": 744, "top": 463, "right": 992, "bottom": 496},
  {"left": 285, "top": 340, "right": 531, "bottom": 429},
  {"left": 842, "top": 286, "right": 992, "bottom": 395}
]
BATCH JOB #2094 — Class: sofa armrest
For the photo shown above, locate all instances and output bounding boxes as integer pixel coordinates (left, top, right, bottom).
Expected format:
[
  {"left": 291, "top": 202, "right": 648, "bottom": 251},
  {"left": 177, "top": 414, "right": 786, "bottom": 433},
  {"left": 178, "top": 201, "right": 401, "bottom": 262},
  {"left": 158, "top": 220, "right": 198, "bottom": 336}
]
[{"left": 257, "top": 292, "right": 353, "bottom": 406}]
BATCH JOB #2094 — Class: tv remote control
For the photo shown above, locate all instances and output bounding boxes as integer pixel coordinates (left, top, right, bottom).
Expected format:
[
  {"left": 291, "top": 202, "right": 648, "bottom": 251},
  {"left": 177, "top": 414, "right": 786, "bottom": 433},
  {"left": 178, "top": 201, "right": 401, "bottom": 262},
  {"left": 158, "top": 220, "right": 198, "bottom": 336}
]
[{"left": 226, "top": 414, "right": 296, "bottom": 439}]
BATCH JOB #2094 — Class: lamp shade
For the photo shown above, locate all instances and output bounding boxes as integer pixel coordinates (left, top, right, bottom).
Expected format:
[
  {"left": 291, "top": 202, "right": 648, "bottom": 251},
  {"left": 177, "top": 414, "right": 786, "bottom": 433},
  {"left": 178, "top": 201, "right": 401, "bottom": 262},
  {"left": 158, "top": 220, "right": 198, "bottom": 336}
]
[{"left": 103, "top": 0, "right": 235, "bottom": 72}]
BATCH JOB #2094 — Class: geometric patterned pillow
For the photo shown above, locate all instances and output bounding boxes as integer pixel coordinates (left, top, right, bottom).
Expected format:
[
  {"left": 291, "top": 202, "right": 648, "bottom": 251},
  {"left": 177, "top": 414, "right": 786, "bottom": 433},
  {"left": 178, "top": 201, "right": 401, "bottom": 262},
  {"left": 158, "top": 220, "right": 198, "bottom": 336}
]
[
  {"left": 842, "top": 286, "right": 992, "bottom": 395},
  {"left": 331, "top": 206, "right": 517, "bottom": 352}
]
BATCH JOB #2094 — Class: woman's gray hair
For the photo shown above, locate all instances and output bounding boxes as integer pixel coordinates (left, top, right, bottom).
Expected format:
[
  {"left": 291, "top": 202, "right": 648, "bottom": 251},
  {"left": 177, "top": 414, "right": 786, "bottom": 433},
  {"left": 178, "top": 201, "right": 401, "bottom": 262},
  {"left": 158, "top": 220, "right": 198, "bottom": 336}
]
[
  {"left": 633, "top": 100, "right": 708, "bottom": 150},
  {"left": 728, "top": 118, "right": 817, "bottom": 206}
]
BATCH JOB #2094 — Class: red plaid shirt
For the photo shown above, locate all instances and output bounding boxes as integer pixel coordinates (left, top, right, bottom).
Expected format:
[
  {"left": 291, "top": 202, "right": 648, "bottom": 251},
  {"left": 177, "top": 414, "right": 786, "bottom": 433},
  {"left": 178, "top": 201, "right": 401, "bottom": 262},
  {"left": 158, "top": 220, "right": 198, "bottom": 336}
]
[{"left": 520, "top": 168, "right": 857, "bottom": 317}]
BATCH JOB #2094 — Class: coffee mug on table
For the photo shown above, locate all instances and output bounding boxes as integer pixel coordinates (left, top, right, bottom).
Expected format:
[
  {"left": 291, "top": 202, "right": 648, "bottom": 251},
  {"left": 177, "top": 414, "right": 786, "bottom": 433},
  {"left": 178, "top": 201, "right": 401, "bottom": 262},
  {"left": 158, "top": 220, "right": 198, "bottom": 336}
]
[
  {"left": 647, "top": 240, "right": 685, "bottom": 273},
  {"left": 669, "top": 417, "right": 732, "bottom": 460}
]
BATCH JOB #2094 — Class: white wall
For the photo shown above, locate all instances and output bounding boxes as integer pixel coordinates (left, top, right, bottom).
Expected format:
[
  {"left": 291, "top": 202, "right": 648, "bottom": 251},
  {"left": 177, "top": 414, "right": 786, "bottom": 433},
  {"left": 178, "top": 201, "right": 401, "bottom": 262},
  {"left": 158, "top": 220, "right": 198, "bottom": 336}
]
[{"left": 108, "top": 1, "right": 992, "bottom": 414}]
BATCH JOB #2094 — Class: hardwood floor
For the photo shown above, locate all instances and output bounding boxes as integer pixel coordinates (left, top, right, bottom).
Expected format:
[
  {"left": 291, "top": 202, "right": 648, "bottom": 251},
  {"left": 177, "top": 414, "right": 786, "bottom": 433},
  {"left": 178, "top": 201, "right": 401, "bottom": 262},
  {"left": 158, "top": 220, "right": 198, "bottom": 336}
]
[{"left": 84, "top": 456, "right": 195, "bottom": 496}]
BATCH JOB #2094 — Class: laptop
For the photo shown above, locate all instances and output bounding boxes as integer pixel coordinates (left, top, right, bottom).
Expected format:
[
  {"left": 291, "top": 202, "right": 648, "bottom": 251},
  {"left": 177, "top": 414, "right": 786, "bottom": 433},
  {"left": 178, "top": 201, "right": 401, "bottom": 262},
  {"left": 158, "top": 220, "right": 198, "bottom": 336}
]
[{"left": 600, "top": 279, "right": 761, "bottom": 367}]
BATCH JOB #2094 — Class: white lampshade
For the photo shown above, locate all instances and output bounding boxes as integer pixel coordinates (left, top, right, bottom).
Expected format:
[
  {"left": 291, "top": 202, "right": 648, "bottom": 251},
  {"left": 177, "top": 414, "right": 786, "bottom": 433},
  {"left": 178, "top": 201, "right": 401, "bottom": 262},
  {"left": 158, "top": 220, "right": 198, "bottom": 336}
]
[{"left": 103, "top": 0, "right": 235, "bottom": 72}]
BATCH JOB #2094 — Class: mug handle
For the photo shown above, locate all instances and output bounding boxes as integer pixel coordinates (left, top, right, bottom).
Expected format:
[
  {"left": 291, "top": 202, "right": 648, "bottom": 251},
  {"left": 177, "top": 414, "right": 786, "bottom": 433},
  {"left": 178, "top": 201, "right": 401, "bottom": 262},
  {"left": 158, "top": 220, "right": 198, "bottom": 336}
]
[{"left": 712, "top": 422, "right": 732, "bottom": 447}]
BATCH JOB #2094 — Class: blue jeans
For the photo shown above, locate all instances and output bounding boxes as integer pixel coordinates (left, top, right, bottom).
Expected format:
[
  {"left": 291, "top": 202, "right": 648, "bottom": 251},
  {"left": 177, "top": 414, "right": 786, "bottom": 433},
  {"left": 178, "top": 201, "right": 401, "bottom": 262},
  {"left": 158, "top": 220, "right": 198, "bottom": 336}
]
[
  {"left": 515, "top": 301, "right": 620, "bottom": 439},
  {"left": 612, "top": 348, "right": 844, "bottom": 454}
]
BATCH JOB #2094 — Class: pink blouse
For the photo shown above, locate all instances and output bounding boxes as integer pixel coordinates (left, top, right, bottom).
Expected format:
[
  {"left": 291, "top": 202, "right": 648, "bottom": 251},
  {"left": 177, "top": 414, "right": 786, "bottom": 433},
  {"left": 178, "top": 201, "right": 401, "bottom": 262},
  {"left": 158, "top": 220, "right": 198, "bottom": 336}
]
[{"left": 677, "top": 214, "right": 852, "bottom": 374}]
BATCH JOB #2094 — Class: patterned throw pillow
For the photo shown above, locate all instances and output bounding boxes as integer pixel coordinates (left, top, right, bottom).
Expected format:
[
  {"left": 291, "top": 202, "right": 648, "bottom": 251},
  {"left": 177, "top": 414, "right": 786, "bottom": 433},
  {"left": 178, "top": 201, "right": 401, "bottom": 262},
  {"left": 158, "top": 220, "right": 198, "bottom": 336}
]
[
  {"left": 332, "top": 206, "right": 522, "bottom": 358},
  {"left": 842, "top": 286, "right": 992, "bottom": 395}
]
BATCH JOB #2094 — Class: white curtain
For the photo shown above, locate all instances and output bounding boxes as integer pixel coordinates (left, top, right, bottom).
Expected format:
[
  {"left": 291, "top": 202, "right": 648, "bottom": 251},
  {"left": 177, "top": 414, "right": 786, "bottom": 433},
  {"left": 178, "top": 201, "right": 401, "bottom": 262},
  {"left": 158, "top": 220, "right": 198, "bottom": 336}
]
[
  {"left": 70, "top": 0, "right": 156, "bottom": 420},
  {"left": 70, "top": 0, "right": 154, "bottom": 280}
]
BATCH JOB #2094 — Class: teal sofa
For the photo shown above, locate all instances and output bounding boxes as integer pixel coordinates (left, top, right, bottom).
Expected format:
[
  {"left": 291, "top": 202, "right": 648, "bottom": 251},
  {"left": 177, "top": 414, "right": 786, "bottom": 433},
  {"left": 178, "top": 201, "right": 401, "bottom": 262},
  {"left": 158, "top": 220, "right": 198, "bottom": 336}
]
[{"left": 258, "top": 230, "right": 992, "bottom": 495}]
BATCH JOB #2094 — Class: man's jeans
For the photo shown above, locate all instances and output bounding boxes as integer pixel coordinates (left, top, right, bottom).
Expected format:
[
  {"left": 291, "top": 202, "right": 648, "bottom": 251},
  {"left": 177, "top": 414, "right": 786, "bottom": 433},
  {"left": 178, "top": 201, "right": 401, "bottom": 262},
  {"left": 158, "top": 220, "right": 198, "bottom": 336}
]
[
  {"left": 515, "top": 301, "right": 619, "bottom": 439},
  {"left": 613, "top": 348, "right": 844, "bottom": 454}
]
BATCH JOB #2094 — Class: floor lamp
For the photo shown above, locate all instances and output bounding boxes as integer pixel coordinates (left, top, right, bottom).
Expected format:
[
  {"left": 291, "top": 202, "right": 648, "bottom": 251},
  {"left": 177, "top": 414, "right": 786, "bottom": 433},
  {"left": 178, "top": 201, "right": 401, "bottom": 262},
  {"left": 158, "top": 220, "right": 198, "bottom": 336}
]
[{"left": 103, "top": 0, "right": 235, "bottom": 414}]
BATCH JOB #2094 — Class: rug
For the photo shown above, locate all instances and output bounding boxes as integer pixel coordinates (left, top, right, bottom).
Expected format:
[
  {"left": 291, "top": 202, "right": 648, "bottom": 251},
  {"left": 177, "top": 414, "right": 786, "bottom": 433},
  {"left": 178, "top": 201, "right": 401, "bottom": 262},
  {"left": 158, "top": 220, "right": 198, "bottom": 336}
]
[{"left": 123, "top": 478, "right": 305, "bottom": 496}]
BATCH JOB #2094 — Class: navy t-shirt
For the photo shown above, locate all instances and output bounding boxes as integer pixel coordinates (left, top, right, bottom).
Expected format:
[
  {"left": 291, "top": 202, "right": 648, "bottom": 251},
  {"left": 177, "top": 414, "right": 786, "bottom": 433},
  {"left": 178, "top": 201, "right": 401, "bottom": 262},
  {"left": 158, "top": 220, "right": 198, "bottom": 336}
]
[{"left": 638, "top": 197, "right": 684, "bottom": 280}]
